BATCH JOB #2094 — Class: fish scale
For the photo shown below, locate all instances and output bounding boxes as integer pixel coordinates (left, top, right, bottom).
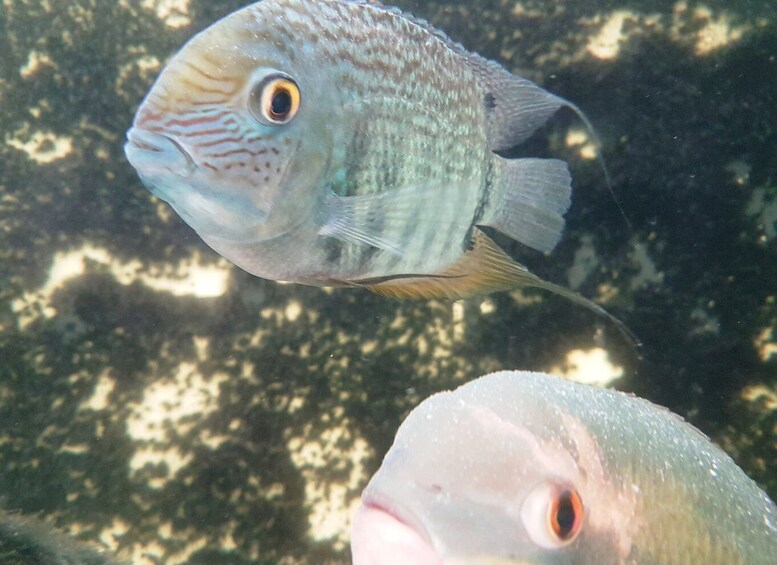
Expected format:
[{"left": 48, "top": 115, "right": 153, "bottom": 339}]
[
  {"left": 125, "top": 0, "right": 635, "bottom": 345},
  {"left": 353, "top": 371, "right": 777, "bottom": 563},
  {"left": 253, "top": 0, "right": 488, "bottom": 277}
]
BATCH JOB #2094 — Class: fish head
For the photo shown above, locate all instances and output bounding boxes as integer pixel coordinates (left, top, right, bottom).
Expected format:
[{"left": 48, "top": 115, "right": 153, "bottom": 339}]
[
  {"left": 125, "top": 3, "right": 338, "bottom": 246},
  {"left": 352, "top": 373, "right": 639, "bottom": 564}
]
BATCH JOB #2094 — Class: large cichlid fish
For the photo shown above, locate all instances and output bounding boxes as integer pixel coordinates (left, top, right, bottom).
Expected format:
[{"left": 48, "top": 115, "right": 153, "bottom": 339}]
[
  {"left": 125, "top": 0, "right": 627, "bottom": 333},
  {"left": 351, "top": 371, "right": 777, "bottom": 564}
]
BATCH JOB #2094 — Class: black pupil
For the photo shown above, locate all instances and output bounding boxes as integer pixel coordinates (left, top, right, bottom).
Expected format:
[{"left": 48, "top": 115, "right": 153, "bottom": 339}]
[
  {"left": 270, "top": 88, "right": 292, "bottom": 118},
  {"left": 555, "top": 491, "right": 576, "bottom": 538}
]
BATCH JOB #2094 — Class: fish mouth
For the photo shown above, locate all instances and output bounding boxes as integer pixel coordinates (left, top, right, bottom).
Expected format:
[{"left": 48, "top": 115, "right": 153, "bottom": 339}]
[
  {"left": 125, "top": 126, "right": 271, "bottom": 241},
  {"left": 351, "top": 491, "right": 442, "bottom": 565},
  {"left": 125, "top": 127, "right": 196, "bottom": 179}
]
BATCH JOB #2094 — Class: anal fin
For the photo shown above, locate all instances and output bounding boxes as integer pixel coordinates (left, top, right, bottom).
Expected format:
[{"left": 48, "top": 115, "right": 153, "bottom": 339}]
[{"left": 362, "top": 229, "right": 639, "bottom": 349}]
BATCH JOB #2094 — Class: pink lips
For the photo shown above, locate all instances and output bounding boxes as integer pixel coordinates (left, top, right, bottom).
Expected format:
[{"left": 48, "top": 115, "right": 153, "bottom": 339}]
[
  {"left": 125, "top": 127, "right": 196, "bottom": 179},
  {"left": 351, "top": 496, "right": 443, "bottom": 565}
]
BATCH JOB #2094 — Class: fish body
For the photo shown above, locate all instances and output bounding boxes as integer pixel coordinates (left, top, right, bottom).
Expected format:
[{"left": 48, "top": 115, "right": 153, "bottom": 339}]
[
  {"left": 351, "top": 371, "right": 777, "bottom": 564},
  {"left": 125, "top": 0, "right": 620, "bottom": 326},
  {"left": 0, "top": 509, "right": 121, "bottom": 564}
]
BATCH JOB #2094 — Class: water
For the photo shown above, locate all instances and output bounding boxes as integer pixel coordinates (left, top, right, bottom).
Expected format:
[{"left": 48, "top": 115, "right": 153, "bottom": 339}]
[{"left": 1, "top": 0, "right": 775, "bottom": 562}]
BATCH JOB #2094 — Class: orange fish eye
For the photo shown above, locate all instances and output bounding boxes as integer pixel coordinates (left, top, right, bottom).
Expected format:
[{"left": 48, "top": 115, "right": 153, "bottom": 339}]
[
  {"left": 548, "top": 486, "right": 584, "bottom": 543},
  {"left": 521, "top": 481, "right": 584, "bottom": 549},
  {"left": 249, "top": 73, "right": 300, "bottom": 125}
]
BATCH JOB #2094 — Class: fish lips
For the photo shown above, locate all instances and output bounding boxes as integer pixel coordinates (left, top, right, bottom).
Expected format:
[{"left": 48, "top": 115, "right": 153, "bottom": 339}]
[
  {"left": 125, "top": 127, "right": 271, "bottom": 241},
  {"left": 352, "top": 490, "right": 443, "bottom": 565},
  {"left": 125, "top": 127, "right": 196, "bottom": 180}
]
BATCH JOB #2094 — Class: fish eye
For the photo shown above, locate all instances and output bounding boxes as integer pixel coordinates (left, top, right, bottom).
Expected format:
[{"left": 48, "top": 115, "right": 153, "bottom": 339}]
[
  {"left": 521, "top": 481, "right": 584, "bottom": 549},
  {"left": 249, "top": 73, "right": 301, "bottom": 125}
]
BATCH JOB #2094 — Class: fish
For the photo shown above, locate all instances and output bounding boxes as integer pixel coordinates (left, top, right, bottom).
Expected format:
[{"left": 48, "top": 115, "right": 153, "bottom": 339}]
[
  {"left": 124, "top": 0, "right": 630, "bottom": 338},
  {"left": 351, "top": 370, "right": 777, "bottom": 564},
  {"left": 0, "top": 509, "right": 121, "bottom": 564}
]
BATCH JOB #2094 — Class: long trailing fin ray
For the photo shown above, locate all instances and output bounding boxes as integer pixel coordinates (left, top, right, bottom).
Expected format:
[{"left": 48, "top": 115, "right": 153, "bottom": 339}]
[
  {"left": 554, "top": 95, "right": 632, "bottom": 231},
  {"left": 480, "top": 157, "right": 572, "bottom": 253},
  {"left": 358, "top": 229, "right": 639, "bottom": 349}
]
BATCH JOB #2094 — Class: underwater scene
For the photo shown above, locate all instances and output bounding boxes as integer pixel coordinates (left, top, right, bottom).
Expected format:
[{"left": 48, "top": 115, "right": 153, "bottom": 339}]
[{"left": 1, "top": 0, "right": 776, "bottom": 563}]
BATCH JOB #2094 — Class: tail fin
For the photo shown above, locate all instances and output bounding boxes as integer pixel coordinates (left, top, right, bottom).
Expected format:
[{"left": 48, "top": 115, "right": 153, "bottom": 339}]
[
  {"left": 463, "top": 53, "right": 631, "bottom": 229},
  {"left": 479, "top": 156, "right": 571, "bottom": 253}
]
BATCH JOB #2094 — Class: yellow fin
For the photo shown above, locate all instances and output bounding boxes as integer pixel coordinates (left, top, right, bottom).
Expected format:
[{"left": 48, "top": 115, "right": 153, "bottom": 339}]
[
  {"left": 365, "top": 229, "right": 640, "bottom": 349},
  {"left": 364, "top": 229, "right": 537, "bottom": 299}
]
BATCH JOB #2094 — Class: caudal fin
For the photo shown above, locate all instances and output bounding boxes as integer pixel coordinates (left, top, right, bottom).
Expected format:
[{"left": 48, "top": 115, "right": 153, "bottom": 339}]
[
  {"left": 463, "top": 53, "right": 631, "bottom": 229},
  {"left": 479, "top": 156, "right": 572, "bottom": 253}
]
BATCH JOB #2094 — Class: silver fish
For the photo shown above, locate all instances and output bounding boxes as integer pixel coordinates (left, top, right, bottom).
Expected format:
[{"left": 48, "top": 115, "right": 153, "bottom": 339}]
[
  {"left": 351, "top": 371, "right": 777, "bottom": 564},
  {"left": 125, "top": 0, "right": 627, "bottom": 335}
]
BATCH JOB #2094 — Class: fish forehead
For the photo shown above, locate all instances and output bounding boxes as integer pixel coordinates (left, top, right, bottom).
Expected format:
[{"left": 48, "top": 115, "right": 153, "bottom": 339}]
[
  {"left": 143, "top": 0, "right": 481, "bottom": 110},
  {"left": 364, "top": 390, "right": 595, "bottom": 557},
  {"left": 136, "top": 0, "right": 484, "bottom": 181},
  {"left": 432, "top": 372, "right": 777, "bottom": 559}
]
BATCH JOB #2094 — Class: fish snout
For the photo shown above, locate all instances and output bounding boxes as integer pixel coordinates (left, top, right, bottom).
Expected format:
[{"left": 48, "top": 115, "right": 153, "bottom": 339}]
[
  {"left": 351, "top": 495, "right": 442, "bottom": 565},
  {"left": 125, "top": 127, "right": 196, "bottom": 179}
]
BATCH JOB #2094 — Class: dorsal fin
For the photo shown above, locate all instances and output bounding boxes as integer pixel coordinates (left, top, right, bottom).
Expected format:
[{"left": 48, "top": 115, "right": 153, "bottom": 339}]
[{"left": 354, "top": 1, "right": 580, "bottom": 151}]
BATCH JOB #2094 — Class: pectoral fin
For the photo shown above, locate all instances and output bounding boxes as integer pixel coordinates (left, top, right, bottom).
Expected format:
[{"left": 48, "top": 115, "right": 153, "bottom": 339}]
[{"left": 319, "top": 182, "right": 471, "bottom": 255}]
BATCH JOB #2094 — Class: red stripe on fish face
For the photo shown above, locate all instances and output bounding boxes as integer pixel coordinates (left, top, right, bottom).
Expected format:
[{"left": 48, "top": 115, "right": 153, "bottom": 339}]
[
  {"left": 194, "top": 136, "right": 250, "bottom": 149},
  {"left": 202, "top": 147, "right": 267, "bottom": 159},
  {"left": 184, "top": 126, "right": 239, "bottom": 138},
  {"left": 163, "top": 113, "right": 231, "bottom": 129}
]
